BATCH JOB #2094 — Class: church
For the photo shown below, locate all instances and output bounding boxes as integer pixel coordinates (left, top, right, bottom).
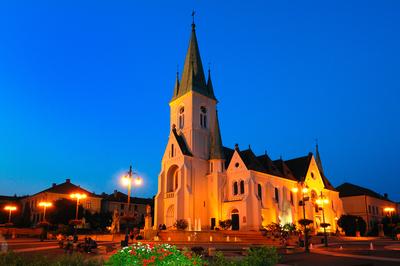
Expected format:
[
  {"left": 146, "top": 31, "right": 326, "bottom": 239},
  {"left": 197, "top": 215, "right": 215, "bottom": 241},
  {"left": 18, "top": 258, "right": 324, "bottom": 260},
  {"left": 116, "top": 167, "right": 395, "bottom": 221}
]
[{"left": 154, "top": 21, "right": 343, "bottom": 234}]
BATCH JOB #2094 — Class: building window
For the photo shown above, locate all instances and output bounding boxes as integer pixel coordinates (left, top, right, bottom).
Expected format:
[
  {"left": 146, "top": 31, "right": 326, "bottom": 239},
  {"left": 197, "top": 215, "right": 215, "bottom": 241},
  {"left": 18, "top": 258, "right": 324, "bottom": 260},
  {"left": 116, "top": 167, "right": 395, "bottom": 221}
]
[
  {"left": 233, "top": 182, "right": 238, "bottom": 195},
  {"left": 171, "top": 144, "right": 174, "bottom": 157},
  {"left": 368, "top": 205, "right": 371, "bottom": 214},
  {"left": 121, "top": 203, "right": 124, "bottom": 210},
  {"left": 240, "top": 180, "right": 245, "bottom": 194},
  {"left": 257, "top": 184, "right": 262, "bottom": 200},
  {"left": 200, "top": 106, "right": 207, "bottom": 128},
  {"left": 86, "top": 201, "right": 91, "bottom": 209},
  {"left": 290, "top": 191, "right": 294, "bottom": 205},
  {"left": 221, "top": 162, "right": 224, "bottom": 172},
  {"left": 134, "top": 205, "right": 138, "bottom": 211},
  {"left": 179, "top": 107, "right": 184, "bottom": 129},
  {"left": 274, "top": 187, "right": 279, "bottom": 203},
  {"left": 210, "top": 162, "right": 213, "bottom": 173}
]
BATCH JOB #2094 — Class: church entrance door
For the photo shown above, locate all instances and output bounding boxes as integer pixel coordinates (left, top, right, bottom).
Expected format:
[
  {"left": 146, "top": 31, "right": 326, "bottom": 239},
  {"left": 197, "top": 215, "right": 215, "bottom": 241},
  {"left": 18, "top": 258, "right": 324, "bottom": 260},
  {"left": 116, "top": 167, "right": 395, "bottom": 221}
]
[{"left": 231, "top": 209, "right": 239, "bottom": 230}]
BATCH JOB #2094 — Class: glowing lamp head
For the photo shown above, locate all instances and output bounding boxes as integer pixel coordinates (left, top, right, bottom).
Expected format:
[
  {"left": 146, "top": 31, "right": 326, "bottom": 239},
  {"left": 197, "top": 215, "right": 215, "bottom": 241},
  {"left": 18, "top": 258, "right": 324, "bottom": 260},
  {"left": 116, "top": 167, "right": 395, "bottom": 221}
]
[
  {"left": 134, "top": 177, "right": 143, "bottom": 186},
  {"left": 121, "top": 175, "right": 130, "bottom": 186},
  {"left": 384, "top": 207, "right": 395, "bottom": 212},
  {"left": 323, "top": 199, "right": 329, "bottom": 204},
  {"left": 302, "top": 188, "right": 309, "bottom": 194},
  {"left": 291, "top": 187, "right": 299, "bottom": 193},
  {"left": 4, "top": 206, "right": 17, "bottom": 211},
  {"left": 38, "top": 202, "right": 52, "bottom": 208},
  {"left": 70, "top": 193, "right": 87, "bottom": 200}
]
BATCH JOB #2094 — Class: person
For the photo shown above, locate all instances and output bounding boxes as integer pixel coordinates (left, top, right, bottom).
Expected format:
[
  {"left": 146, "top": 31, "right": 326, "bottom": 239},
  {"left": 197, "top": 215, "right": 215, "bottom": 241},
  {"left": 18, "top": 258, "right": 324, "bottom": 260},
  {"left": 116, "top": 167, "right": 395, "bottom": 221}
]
[{"left": 65, "top": 236, "right": 74, "bottom": 254}]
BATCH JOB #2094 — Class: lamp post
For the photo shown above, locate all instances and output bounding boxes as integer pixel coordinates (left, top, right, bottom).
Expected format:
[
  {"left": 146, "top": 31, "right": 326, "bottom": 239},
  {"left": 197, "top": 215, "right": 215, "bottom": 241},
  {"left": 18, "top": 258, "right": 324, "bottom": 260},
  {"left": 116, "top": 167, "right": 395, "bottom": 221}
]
[
  {"left": 38, "top": 202, "right": 52, "bottom": 222},
  {"left": 4, "top": 206, "right": 17, "bottom": 223},
  {"left": 70, "top": 193, "right": 87, "bottom": 220},
  {"left": 121, "top": 165, "right": 143, "bottom": 246},
  {"left": 316, "top": 192, "right": 329, "bottom": 247},
  {"left": 292, "top": 185, "right": 310, "bottom": 253}
]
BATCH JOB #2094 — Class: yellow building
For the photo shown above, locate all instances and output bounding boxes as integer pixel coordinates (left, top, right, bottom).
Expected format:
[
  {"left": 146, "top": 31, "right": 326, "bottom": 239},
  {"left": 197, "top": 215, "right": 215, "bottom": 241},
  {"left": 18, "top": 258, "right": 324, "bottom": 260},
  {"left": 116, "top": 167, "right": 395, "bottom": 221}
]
[
  {"left": 154, "top": 21, "right": 343, "bottom": 233},
  {"left": 336, "top": 182, "right": 397, "bottom": 232},
  {"left": 20, "top": 178, "right": 102, "bottom": 224}
]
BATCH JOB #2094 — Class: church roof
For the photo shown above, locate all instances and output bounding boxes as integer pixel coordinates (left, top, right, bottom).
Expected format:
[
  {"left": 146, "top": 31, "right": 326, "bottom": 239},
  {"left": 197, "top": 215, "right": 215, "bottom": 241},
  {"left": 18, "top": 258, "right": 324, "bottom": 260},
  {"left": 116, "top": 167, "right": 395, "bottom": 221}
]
[
  {"left": 284, "top": 153, "right": 336, "bottom": 191},
  {"left": 171, "top": 23, "right": 216, "bottom": 101},
  {"left": 172, "top": 128, "right": 192, "bottom": 156},
  {"left": 210, "top": 111, "right": 224, "bottom": 160},
  {"left": 222, "top": 147, "right": 235, "bottom": 168},
  {"left": 336, "top": 182, "right": 394, "bottom": 202},
  {"left": 237, "top": 149, "right": 267, "bottom": 173}
]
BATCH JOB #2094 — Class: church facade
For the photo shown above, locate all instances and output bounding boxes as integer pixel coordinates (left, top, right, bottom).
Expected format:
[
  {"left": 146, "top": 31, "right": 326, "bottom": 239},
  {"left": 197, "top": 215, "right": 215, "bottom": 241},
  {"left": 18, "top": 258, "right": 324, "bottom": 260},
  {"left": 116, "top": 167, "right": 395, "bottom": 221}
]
[{"left": 154, "top": 22, "right": 343, "bottom": 234}]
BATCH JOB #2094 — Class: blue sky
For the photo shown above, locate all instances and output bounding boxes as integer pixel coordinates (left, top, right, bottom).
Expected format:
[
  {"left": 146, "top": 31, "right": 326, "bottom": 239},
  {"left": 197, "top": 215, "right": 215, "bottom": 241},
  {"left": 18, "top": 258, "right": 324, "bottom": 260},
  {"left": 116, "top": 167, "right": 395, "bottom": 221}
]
[{"left": 0, "top": 1, "right": 399, "bottom": 201}]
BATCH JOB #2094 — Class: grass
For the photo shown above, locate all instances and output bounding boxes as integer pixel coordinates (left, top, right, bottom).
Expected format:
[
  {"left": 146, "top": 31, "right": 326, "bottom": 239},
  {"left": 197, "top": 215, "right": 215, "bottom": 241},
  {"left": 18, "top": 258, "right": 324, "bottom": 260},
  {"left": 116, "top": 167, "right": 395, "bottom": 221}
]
[{"left": 0, "top": 252, "right": 103, "bottom": 266}]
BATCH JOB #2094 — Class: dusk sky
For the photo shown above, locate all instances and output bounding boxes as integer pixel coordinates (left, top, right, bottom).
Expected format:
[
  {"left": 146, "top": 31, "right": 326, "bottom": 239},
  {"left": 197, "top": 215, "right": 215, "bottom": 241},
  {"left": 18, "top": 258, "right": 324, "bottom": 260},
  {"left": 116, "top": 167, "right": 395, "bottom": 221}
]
[{"left": 0, "top": 1, "right": 399, "bottom": 201}]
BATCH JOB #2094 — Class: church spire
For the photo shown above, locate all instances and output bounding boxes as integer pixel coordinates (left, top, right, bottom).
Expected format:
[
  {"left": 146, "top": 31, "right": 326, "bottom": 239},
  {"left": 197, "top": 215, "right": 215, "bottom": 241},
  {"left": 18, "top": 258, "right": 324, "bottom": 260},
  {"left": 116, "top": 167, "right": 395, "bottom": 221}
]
[
  {"left": 315, "top": 142, "right": 324, "bottom": 175},
  {"left": 210, "top": 110, "right": 224, "bottom": 160},
  {"left": 171, "top": 17, "right": 216, "bottom": 101}
]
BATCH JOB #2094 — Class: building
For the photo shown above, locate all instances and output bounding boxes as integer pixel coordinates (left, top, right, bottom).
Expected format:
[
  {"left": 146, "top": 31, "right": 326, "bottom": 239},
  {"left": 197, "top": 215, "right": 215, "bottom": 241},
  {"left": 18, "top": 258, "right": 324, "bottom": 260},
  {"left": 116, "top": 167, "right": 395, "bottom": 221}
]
[
  {"left": 0, "top": 195, "right": 22, "bottom": 224},
  {"left": 336, "top": 182, "right": 397, "bottom": 232},
  {"left": 154, "top": 21, "right": 343, "bottom": 233},
  {"left": 101, "top": 190, "right": 153, "bottom": 225},
  {"left": 20, "top": 179, "right": 102, "bottom": 224}
]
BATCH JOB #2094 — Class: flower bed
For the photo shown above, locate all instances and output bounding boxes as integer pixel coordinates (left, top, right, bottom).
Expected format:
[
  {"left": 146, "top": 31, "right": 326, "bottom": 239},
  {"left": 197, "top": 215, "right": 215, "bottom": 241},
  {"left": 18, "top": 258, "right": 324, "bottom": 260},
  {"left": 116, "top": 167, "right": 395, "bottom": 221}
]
[{"left": 106, "top": 242, "right": 206, "bottom": 266}]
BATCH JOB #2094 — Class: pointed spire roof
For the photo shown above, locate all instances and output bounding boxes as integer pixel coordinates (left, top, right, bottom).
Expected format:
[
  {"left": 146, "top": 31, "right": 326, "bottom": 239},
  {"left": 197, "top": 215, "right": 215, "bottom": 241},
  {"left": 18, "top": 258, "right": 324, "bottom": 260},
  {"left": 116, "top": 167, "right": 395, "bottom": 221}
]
[
  {"left": 315, "top": 143, "right": 324, "bottom": 175},
  {"left": 171, "top": 22, "right": 216, "bottom": 101},
  {"left": 173, "top": 72, "right": 180, "bottom": 96},
  {"left": 210, "top": 110, "right": 224, "bottom": 160},
  {"left": 206, "top": 68, "right": 217, "bottom": 100}
]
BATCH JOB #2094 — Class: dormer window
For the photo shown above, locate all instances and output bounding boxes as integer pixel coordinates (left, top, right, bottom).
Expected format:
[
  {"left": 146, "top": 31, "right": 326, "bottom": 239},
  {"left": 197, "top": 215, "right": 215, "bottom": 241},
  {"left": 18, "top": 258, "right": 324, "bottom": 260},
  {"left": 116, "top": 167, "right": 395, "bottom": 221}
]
[
  {"left": 179, "top": 107, "right": 185, "bottom": 129},
  {"left": 200, "top": 106, "right": 207, "bottom": 128}
]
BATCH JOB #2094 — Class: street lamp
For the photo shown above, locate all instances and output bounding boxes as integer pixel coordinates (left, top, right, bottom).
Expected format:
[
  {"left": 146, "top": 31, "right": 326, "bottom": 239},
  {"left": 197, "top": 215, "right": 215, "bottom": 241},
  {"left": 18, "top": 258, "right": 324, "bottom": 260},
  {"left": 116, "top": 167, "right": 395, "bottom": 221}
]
[
  {"left": 316, "top": 193, "right": 329, "bottom": 247},
  {"left": 120, "top": 165, "right": 143, "bottom": 246},
  {"left": 292, "top": 185, "right": 311, "bottom": 253},
  {"left": 384, "top": 207, "right": 395, "bottom": 225},
  {"left": 121, "top": 165, "right": 143, "bottom": 214},
  {"left": 4, "top": 205, "right": 17, "bottom": 223},
  {"left": 38, "top": 202, "right": 52, "bottom": 222},
  {"left": 70, "top": 193, "right": 87, "bottom": 220}
]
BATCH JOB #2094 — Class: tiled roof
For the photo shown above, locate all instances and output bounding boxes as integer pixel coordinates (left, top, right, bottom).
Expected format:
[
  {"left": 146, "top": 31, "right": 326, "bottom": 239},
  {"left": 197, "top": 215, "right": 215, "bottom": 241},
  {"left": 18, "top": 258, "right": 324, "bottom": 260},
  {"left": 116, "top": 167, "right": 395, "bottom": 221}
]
[
  {"left": 101, "top": 191, "right": 153, "bottom": 205},
  {"left": 336, "top": 182, "right": 393, "bottom": 202},
  {"left": 222, "top": 146, "right": 235, "bottom": 168},
  {"left": 34, "top": 179, "right": 98, "bottom": 197},
  {"left": 271, "top": 159, "right": 298, "bottom": 181},
  {"left": 284, "top": 154, "right": 312, "bottom": 182},
  {"left": 172, "top": 128, "right": 192, "bottom": 156},
  {"left": 238, "top": 149, "right": 267, "bottom": 173},
  {"left": 284, "top": 153, "right": 336, "bottom": 191}
]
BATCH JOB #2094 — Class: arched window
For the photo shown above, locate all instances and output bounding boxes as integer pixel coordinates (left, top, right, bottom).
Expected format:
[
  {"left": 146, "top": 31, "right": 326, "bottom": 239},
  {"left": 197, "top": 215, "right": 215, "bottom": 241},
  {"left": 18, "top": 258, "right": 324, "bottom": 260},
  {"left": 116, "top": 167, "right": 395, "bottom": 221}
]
[
  {"left": 233, "top": 182, "right": 238, "bottom": 195},
  {"left": 179, "top": 107, "right": 184, "bottom": 129},
  {"left": 240, "top": 180, "right": 245, "bottom": 194},
  {"left": 167, "top": 166, "right": 179, "bottom": 192},
  {"left": 257, "top": 184, "right": 262, "bottom": 200},
  {"left": 200, "top": 106, "right": 207, "bottom": 128},
  {"left": 171, "top": 144, "right": 174, "bottom": 158}
]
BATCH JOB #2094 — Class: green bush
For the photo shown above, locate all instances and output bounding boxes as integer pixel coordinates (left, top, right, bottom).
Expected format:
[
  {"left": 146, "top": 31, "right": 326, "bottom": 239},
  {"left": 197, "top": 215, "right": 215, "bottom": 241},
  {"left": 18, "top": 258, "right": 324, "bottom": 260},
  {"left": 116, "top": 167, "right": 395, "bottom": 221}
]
[
  {"left": 106, "top": 242, "right": 205, "bottom": 265},
  {"left": 0, "top": 252, "right": 103, "bottom": 266}
]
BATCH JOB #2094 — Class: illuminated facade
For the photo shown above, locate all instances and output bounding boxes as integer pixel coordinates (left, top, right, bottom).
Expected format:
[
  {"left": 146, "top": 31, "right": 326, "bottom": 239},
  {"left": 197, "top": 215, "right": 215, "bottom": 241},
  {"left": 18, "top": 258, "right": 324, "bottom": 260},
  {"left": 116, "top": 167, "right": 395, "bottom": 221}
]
[{"left": 154, "top": 22, "right": 343, "bottom": 233}]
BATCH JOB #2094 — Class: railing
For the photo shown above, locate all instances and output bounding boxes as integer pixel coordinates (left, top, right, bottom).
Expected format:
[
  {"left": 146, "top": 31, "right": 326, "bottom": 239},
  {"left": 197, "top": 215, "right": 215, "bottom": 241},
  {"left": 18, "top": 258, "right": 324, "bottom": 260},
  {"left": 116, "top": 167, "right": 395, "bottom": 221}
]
[{"left": 165, "top": 192, "right": 174, "bottom": 199}]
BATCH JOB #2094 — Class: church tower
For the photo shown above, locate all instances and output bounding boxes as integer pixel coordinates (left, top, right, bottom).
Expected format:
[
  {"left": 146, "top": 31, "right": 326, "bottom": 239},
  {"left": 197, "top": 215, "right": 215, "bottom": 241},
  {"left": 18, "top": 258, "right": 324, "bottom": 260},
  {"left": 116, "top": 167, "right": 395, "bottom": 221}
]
[{"left": 154, "top": 20, "right": 225, "bottom": 229}]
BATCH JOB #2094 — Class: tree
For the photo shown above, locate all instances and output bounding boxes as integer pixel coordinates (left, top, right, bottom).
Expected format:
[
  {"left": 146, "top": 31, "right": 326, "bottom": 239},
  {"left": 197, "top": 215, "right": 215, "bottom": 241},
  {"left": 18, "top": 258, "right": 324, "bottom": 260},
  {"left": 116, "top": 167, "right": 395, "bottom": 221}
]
[
  {"left": 84, "top": 211, "right": 112, "bottom": 231},
  {"left": 337, "top": 215, "right": 366, "bottom": 236},
  {"left": 47, "top": 198, "right": 83, "bottom": 225}
]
